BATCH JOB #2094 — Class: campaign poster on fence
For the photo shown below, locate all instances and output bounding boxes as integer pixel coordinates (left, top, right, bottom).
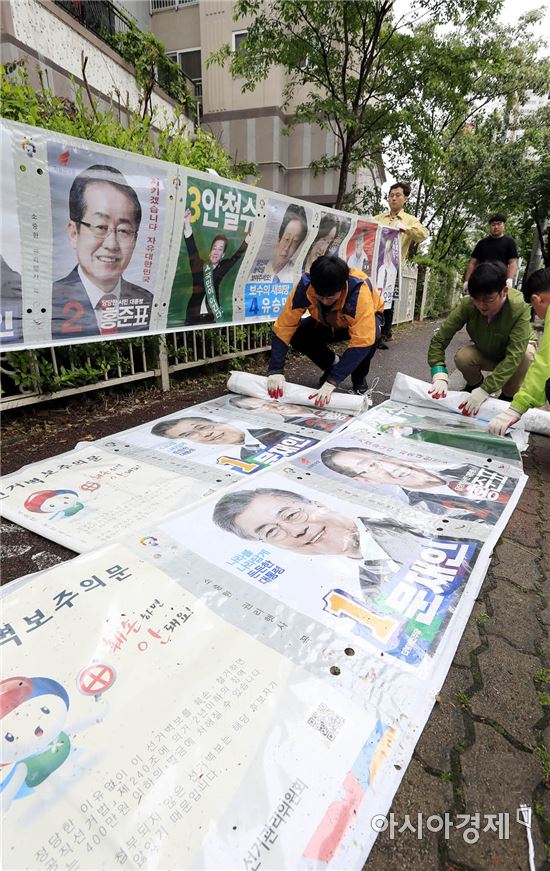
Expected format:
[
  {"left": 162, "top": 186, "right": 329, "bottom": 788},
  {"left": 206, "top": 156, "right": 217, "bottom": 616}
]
[
  {"left": 47, "top": 139, "right": 168, "bottom": 342},
  {"left": 301, "top": 211, "right": 352, "bottom": 274},
  {"left": 0, "top": 545, "right": 397, "bottom": 869},
  {"left": 99, "top": 410, "right": 319, "bottom": 477},
  {"left": 361, "top": 399, "right": 523, "bottom": 463},
  {"left": 0, "top": 445, "right": 199, "bottom": 553},
  {"left": 168, "top": 175, "right": 257, "bottom": 328},
  {"left": 244, "top": 198, "right": 312, "bottom": 320},
  {"left": 376, "top": 226, "right": 401, "bottom": 309},
  {"left": 0, "top": 124, "right": 23, "bottom": 346},
  {"left": 345, "top": 220, "right": 378, "bottom": 279},
  {"left": 160, "top": 470, "right": 479, "bottom": 666},
  {"left": 203, "top": 393, "right": 356, "bottom": 436},
  {"left": 293, "top": 432, "right": 520, "bottom": 527}
]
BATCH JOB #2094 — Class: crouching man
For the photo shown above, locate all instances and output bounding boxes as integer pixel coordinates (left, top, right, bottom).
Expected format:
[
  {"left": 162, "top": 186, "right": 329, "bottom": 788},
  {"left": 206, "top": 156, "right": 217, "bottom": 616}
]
[
  {"left": 266, "top": 256, "right": 384, "bottom": 406},
  {"left": 428, "top": 261, "right": 536, "bottom": 417}
]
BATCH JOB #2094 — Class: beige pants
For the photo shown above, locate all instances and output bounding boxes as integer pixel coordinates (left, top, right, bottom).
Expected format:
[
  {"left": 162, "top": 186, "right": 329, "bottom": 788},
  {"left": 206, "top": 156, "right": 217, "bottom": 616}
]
[{"left": 454, "top": 342, "right": 537, "bottom": 396}]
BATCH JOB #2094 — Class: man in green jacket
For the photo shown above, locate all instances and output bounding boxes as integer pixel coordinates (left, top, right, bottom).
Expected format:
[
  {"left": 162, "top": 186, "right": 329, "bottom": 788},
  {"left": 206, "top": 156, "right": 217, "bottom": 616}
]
[
  {"left": 428, "top": 261, "right": 536, "bottom": 417},
  {"left": 488, "top": 267, "right": 550, "bottom": 434}
]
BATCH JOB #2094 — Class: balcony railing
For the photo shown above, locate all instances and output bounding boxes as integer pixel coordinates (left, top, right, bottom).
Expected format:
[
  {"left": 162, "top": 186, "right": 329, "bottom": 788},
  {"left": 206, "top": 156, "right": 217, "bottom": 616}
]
[
  {"left": 54, "top": 0, "right": 197, "bottom": 116},
  {"left": 150, "top": 0, "right": 198, "bottom": 12}
]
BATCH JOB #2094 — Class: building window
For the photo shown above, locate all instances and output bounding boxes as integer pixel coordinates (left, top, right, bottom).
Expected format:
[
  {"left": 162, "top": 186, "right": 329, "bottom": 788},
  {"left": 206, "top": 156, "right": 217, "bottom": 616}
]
[
  {"left": 232, "top": 30, "right": 248, "bottom": 52},
  {"left": 167, "top": 49, "right": 202, "bottom": 115}
]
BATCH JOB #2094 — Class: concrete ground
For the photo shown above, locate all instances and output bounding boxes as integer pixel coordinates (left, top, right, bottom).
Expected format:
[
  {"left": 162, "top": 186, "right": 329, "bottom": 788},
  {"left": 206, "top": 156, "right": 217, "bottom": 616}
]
[{"left": 1, "top": 319, "right": 549, "bottom": 868}]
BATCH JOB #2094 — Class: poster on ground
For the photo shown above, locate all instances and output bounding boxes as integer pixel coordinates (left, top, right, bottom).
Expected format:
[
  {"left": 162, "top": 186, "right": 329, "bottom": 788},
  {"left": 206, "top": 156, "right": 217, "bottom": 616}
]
[
  {"left": 0, "top": 445, "right": 199, "bottom": 553},
  {"left": 0, "top": 544, "right": 420, "bottom": 869},
  {"left": 158, "top": 469, "right": 483, "bottom": 667}
]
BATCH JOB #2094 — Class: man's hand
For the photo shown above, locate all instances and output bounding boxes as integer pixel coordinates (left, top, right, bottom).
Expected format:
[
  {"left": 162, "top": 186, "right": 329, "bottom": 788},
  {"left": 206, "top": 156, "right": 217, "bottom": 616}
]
[
  {"left": 506, "top": 278, "right": 513, "bottom": 290},
  {"left": 488, "top": 407, "right": 522, "bottom": 435},
  {"left": 309, "top": 382, "right": 335, "bottom": 408},
  {"left": 463, "top": 280, "right": 469, "bottom": 293},
  {"left": 267, "top": 374, "right": 285, "bottom": 398},
  {"left": 458, "top": 386, "right": 489, "bottom": 416},
  {"left": 428, "top": 372, "right": 449, "bottom": 399}
]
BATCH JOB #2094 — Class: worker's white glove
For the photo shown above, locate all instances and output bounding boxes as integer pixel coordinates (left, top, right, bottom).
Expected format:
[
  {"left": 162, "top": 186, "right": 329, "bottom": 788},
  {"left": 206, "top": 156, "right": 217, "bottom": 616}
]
[
  {"left": 506, "top": 278, "right": 513, "bottom": 290},
  {"left": 267, "top": 373, "right": 285, "bottom": 399},
  {"left": 428, "top": 372, "right": 449, "bottom": 399},
  {"left": 488, "top": 406, "right": 522, "bottom": 435},
  {"left": 463, "top": 280, "right": 469, "bottom": 293},
  {"left": 309, "top": 382, "right": 336, "bottom": 408},
  {"left": 459, "top": 386, "right": 489, "bottom": 417}
]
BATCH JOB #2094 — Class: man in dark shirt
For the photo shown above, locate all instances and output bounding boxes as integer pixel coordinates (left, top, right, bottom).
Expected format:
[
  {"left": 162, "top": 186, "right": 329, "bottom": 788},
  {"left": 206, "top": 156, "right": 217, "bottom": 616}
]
[{"left": 463, "top": 213, "right": 518, "bottom": 292}]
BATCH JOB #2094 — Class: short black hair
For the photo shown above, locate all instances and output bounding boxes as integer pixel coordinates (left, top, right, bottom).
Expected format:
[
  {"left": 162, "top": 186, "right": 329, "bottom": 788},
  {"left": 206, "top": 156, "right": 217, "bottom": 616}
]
[
  {"left": 213, "top": 487, "right": 311, "bottom": 539},
  {"left": 389, "top": 181, "right": 411, "bottom": 198},
  {"left": 523, "top": 267, "right": 550, "bottom": 303},
  {"left": 309, "top": 255, "right": 349, "bottom": 297},
  {"left": 468, "top": 261, "right": 507, "bottom": 298},
  {"left": 69, "top": 164, "right": 142, "bottom": 228},
  {"left": 488, "top": 213, "right": 507, "bottom": 224},
  {"left": 278, "top": 205, "right": 308, "bottom": 242},
  {"left": 210, "top": 234, "right": 228, "bottom": 253}
]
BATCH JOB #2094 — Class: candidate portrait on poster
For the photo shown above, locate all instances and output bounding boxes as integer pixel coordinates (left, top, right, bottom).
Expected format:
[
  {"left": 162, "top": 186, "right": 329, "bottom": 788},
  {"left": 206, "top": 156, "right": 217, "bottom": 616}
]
[
  {"left": 345, "top": 221, "right": 378, "bottom": 278},
  {"left": 48, "top": 143, "right": 167, "bottom": 341},
  {"left": 168, "top": 176, "right": 257, "bottom": 328},
  {"left": 376, "top": 227, "right": 400, "bottom": 309},
  {"left": 245, "top": 200, "right": 311, "bottom": 319},
  {"left": 161, "top": 472, "right": 479, "bottom": 665}
]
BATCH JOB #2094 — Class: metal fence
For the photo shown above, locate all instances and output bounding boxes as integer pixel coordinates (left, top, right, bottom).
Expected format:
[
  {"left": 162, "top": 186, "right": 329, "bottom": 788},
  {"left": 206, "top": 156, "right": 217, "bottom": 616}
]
[
  {"left": 1, "top": 270, "right": 419, "bottom": 411},
  {"left": 150, "top": 0, "right": 198, "bottom": 12},
  {"left": 1, "top": 324, "right": 272, "bottom": 411}
]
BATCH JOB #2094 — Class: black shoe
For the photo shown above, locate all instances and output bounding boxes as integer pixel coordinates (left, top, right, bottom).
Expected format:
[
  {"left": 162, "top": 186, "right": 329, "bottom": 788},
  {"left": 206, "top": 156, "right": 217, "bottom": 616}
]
[
  {"left": 464, "top": 378, "right": 484, "bottom": 393},
  {"left": 378, "top": 339, "right": 389, "bottom": 350},
  {"left": 352, "top": 380, "right": 369, "bottom": 395}
]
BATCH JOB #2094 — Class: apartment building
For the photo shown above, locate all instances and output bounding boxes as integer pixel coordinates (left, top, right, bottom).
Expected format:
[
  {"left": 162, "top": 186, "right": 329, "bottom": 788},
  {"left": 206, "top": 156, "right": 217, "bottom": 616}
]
[
  {"left": 149, "top": 0, "right": 385, "bottom": 204},
  {"left": 1, "top": 0, "right": 194, "bottom": 134}
]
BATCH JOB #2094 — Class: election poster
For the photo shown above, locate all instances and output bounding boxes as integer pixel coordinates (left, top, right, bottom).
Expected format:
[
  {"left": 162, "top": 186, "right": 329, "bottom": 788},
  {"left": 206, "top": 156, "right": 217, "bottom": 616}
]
[
  {"left": 376, "top": 226, "right": 401, "bottom": 309},
  {"left": 345, "top": 219, "right": 379, "bottom": 280},
  {"left": 158, "top": 469, "right": 481, "bottom": 667},
  {"left": 0, "top": 124, "right": 23, "bottom": 345},
  {"left": 0, "top": 445, "right": 199, "bottom": 553},
  {"left": 167, "top": 174, "right": 257, "bottom": 327},
  {"left": 202, "top": 392, "right": 356, "bottom": 436},
  {"left": 301, "top": 210, "right": 352, "bottom": 274},
  {"left": 0, "top": 544, "right": 418, "bottom": 870},
  {"left": 359, "top": 399, "right": 524, "bottom": 463},
  {"left": 244, "top": 198, "right": 312, "bottom": 320},
  {"left": 94, "top": 405, "right": 320, "bottom": 478},
  {"left": 295, "top": 428, "right": 521, "bottom": 528},
  {"left": 47, "top": 138, "right": 168, "bottom": 341}
]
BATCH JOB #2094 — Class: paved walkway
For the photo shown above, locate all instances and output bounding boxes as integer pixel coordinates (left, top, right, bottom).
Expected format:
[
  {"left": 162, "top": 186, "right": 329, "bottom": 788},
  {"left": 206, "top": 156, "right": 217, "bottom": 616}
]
[{"left": 1, "top": 319, "right": 549, "bottom": 868}]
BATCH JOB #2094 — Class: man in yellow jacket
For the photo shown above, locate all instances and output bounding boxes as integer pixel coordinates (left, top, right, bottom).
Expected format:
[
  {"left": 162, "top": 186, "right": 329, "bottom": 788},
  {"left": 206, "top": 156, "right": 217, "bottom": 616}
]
[
  {"left": 266, "top": 256, "right": 384, "bottom": 406},
  {"left": 374, "top": 181, "right": 428, "bottom": 346},
  {"left": 488, "top": 268, "right": 550, "bottom": 434}
]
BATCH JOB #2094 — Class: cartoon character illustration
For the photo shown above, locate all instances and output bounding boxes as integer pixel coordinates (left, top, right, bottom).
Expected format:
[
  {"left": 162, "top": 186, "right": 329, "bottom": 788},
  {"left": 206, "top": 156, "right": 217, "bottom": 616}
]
[
  {"left": 21, "top": 138, "right": 36, "bottom": 158},
  {"left": 1, "top": 676, "right": 71, "bottom": 813},
  {"left": 24, "top": 489, "right": 84, "bottom": 520}
]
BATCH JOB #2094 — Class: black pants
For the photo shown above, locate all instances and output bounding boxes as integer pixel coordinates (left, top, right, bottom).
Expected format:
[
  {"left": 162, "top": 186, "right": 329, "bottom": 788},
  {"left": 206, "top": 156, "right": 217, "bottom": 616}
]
[
  {"left": 546, "top": 377, "right": 550, "bottom": 404},
  {"left": 289, "top": 316, "right": 380, "bottom": 386},
  {"left": 381, "top": 303, "right": 394, "bottom": 339}
]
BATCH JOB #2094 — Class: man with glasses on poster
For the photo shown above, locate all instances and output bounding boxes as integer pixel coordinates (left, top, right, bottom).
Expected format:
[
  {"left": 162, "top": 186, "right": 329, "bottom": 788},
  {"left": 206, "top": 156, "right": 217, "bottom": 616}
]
[{"left": 52, "top": 165, "right": 153, "bottom": 339}]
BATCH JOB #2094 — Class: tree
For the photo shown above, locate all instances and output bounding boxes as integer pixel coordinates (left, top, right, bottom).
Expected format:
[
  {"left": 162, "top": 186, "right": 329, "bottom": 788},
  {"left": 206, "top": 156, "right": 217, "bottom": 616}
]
[
  {"left": 386, "top": 11, "right": 549, "bottom": 264},
  {"left": 208, "top": 0, "right": 546, "bottom": 216}
]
